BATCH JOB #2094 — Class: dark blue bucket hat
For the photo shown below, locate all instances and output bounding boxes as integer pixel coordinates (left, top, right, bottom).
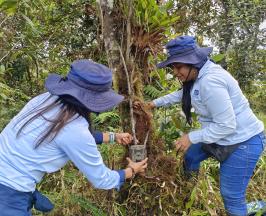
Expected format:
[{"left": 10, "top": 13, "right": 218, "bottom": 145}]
[
  {"left": 157, "top": 35, "right": 213, "bottom": 68},
  {"left": 45, "top": 59, "right": 124, "bottom": 113}
]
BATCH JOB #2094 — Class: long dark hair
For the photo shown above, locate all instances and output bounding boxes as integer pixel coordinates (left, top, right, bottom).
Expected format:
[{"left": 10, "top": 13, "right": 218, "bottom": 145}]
[
  {"left": 181, "top": 80, "right": 194, "bottom": 125},
  {"left": 181, "top": 66, "right": 195, "bottom": 125},
  {"left": 16, "top": 94, "right": 90, "bottom": 148}
]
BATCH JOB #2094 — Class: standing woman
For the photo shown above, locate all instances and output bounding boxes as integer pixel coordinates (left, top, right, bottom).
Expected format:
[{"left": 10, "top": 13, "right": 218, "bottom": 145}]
[
  {"left": 0, "top": 59, "right": 148, "bottom": 216},
  {"left": 136, "top": 36, "right": 265, "bottom": 216}
]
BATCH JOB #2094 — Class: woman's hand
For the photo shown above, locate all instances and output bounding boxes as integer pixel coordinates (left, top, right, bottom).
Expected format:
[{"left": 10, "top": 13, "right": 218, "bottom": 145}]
[
  {"left": 125, "top": 157, "right": 148, "bottom": 179},
  {"left": 146, "top": 102, "right": 156, "bottom": 110},
  {"left": 115, "top": 133, "right": 134, "bottom": 145},
  {"left": 133, "top": 101, "right": 155, "bottom": 110},
  {"left": 175, "top": 134, "right": 192, "bottom": 153}
]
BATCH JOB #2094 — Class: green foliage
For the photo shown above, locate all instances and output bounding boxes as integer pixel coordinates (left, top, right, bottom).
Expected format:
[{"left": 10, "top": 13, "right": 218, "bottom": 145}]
[
  {"left": 98, "top": 143, "right": 126, "bottom": 164},
  {"left": 133, "top": 0, "right": 179, "bottom": 31},
  {"left": 0, "top": 0, "right": 18, "bottom": 15},
  {"left": 212, "top": 53, "right": 225, "bottom": 63},
  {"left": 0, "top": 0, "right": 100, "bottom": 96},
  {"left": 143, "top": 84, "right": 162, "bottom": 99},
  {"left": 248, "top": 83, "right": 266, "bottom": 115},
  {"left": 185, "top": 186, "right": 197, "bottom": 210},
  {"left": 191, "top": 0, "right": 265, "bottom": 91},
  {"left": 70, "top": 195, "right": 107, "bottom": 216},
  {"left": 148, "top": 65, "right": 180, "bottom": 95},
  {"left": 0, "top": 82, "right": 29, "bottom": 130},
  {"left": 93, "top": 111, "right": 121, "bottom": 131},
  {"left": 154, "top": 106, "right": 199, "bottom": 152}
]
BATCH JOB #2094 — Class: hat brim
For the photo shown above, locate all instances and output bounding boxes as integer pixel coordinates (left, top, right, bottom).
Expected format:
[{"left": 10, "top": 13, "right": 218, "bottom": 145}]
[
  {"left": 157, "top": 47, "right": 213, "bottom": 69},
  {"left": 45, "top": 74, "right": 124, "bottom": 113}
]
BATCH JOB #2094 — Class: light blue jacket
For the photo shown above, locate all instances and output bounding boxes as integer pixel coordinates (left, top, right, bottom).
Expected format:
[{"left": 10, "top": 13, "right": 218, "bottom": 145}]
[
  {"left": 0, "top": 93, "right": 121, "bottom": 192},
  {"left": 153, "top": 60, "right": 264, "bottom": 145}
]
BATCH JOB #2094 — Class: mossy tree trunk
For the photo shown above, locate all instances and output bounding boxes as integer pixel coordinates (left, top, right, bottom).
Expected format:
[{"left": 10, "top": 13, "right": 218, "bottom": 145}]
[
  {"left": 97, "top": 0, "right": 149, "bottom": 143},
  {"left": 97, "top": 1, "right": 182, "bottom": 214}
]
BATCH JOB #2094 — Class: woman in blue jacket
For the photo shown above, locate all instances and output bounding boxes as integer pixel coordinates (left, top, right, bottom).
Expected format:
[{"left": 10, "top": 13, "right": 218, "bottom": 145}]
[
  {"left": 0, "top": 59, "right": 148, "bottom": 216},
  {"left": 136, "top": 36, "right": 265, "bottom": 216}
]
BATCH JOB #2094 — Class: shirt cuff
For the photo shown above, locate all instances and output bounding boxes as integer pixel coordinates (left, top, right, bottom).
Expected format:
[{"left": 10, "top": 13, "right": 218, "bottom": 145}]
[
  {"left": 188, "top": 130, "right": 203, "bottom": 144},
  {"left": 115, "top": 170, "right": 125, "bottom": 190},
  {"left": 92, "top": 131, "right": 103, "bottom": 144},
  {"left": 153, "top": 98, "right": 162, "bottom": 107}
]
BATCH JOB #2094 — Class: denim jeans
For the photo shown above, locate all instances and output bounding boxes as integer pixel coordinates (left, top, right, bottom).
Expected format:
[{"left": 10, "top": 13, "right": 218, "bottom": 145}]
[
  {"left": 184, "top": 132, "right": 266, "bottom": 216},
  {"left": 0, "top": 183, "right": 33, "bottom": 216},
  {"left": 0, "top": 183, "right": 54, "bottom": 216}
]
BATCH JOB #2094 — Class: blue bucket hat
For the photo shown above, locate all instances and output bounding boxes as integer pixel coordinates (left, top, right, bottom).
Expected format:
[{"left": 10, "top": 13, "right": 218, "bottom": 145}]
[
  {"left": 157, "top": 36, "right": 213, "bottom": 69},
  {"left": 45, "top": 59, "right": 124, "bottom": 113}
]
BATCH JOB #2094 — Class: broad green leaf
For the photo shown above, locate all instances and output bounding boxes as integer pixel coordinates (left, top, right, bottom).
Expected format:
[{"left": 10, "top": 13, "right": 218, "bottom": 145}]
[
  {"left": 0, "top": 0, "right": 18, "bottom": 15},
  {"left": 0, "top": 65, "right": 5, "bottom": 74},
  {"left": 212, "top": 54, "right": 225, "bottom": 62}
]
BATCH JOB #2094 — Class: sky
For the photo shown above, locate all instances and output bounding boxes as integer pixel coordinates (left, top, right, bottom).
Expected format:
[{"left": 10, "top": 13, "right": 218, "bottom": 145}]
[{"left": 259, "top": 19, "right": 266, "bottom": 30}]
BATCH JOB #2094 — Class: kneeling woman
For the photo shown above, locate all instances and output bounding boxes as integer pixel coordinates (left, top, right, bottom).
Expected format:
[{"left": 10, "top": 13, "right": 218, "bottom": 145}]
[{"left": 143, "top": 36, "right": 265, "bottom": 216}]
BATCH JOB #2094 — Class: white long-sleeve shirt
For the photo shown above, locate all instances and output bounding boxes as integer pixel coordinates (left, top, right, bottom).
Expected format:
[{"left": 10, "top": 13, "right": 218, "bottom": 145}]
[
  {"left": 0, "top": 92, "right": 121, "bottom": 192},
  {"left": 153, "top": 60, "right": 264, "bottom": 145}
]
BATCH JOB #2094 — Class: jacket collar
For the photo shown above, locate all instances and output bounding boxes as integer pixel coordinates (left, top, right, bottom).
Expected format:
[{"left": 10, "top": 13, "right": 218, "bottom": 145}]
[{"left": 197, "top": 59, "right": 214, "bottom": 79}]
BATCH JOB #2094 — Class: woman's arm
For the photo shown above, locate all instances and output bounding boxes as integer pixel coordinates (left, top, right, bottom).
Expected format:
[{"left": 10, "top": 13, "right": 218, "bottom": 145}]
[
  {"left": 153, "top": 89, "right": 183, "bottom": 107},
  {"left": 134, "top": 89, "right": 183, "bottom": 110},
  {"left": 93, "top": 132, "right": 133, "bottom": 145},
  {"left": 57, "top": 122, "right": 145, "bottom": 190}
]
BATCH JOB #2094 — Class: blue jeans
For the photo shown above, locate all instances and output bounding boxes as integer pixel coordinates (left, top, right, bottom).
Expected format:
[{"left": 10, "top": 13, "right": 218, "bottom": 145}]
[
  {"left": 0, "top": 183, "right": 53, "bottom": 216},
  {"left": 184, "top": 132, "right": 266, "bottom": 216},
  {"left": 0, "top": 183, "right": 33, "bottom": 216}
]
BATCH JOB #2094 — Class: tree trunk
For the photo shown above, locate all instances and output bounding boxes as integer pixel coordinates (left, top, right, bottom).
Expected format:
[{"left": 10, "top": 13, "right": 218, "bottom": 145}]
[
  {"left": 97, "top": 1, "right": 179, "bottom": 215},
  {"left": 97, "top": 0, "right": 148, "bottom": 141}
]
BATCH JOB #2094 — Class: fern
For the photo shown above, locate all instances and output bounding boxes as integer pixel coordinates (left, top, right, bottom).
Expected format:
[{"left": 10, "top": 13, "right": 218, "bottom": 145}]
[
  {"left": 94, "top": 111, "right": 120, "bottom": 126},
  {"left": 144, "top": 84, "right": 161, "bottom": 99},
  {"left": 0, "top": 82, "right": 30, "bottom": 130}
]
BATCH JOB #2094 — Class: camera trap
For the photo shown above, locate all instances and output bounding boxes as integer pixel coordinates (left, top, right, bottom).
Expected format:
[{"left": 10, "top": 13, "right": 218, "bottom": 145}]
[{"left": 129, "top": 145, "right": 147, "bottom": 162}]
